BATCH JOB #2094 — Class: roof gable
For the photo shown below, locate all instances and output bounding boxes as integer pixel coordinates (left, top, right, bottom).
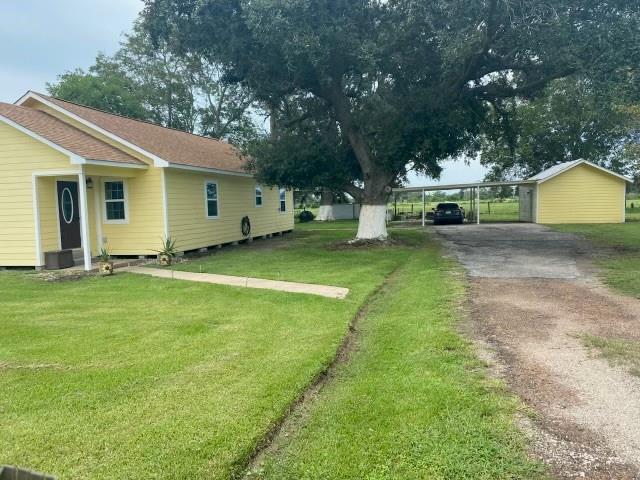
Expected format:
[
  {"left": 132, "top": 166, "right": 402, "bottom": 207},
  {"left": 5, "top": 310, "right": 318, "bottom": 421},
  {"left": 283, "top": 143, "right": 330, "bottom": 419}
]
[
  {"left": 0, "top": 103, "right": 145, "bottom": 166},
  {"left": 16, "top": 91, "right": 250, "bottom": 176},
  {"left": 528, "top": 159, "right": 632, "bottom": 184}
]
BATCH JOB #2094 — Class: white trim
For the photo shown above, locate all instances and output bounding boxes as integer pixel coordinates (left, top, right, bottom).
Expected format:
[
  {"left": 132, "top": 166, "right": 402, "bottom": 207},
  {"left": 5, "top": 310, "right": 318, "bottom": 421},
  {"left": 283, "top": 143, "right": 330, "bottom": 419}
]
[
  {"left": 279, "top": 187, "right": 287, "bottom": 214},
  {"left": 0, "top": 114, "right": 84, "bottom": 164},
  {"left": 16, "top": 92, "right": 167, "bottom": 167},
  {"left": 94, "top": 181, "right": 103, "bottom": 251},
  {"left": 54, "top": 180, "right": 62, "bottom": 250},
  {"left": 78, "top": 172, "right": 92, "bottom": 271},
  {"left": 31, "top": 176, "right": 43, "bottom": 267},
  {"left": 33, "top": 169, "right": 80, "bottom": 177},
  {"left": 535, "top": 184, "right": 540, "bottom": 223},
  {"left": 623, "top": 182, "right": 627, "bottom": 223},
  {"left": 535, "top": 159, "right": 633, "bottom": 184},
  {"left": 60, "top": 187, "right": 74, "bottom": 224},
  {"left": 204, "top": 179, "right": 220, "bottom": 219},
  {"left": 102, "top": 178, "right": 129, "bottom": 224},
  {"left": 168, "top": 163, "right": 253, "bottom": 178},
  {"left": 81, "top": 159, "right": 147, "bottom": 169},
  {"left": 161, "top": 169, "right": 169, "bottom": 238},
  {"left": 255, "top": 184, "right": 263, "bottom": 208}
]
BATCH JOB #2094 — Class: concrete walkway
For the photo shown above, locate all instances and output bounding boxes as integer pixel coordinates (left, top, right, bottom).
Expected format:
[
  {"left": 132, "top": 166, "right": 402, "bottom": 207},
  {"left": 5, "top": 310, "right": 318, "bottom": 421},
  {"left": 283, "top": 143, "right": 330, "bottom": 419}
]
[{"left": 125, "top": 266, "right": 349, "bottom": 299}]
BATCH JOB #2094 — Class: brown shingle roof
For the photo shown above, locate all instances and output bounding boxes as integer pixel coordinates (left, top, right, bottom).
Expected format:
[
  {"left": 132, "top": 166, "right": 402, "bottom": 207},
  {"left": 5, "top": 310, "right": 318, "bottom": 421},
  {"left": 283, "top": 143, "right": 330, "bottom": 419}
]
[
  {"left": 0, "top": 102, "right": 145, "bottom": 165},
  {"left": 38, "top": 94, "right": 248, "bottom": 174}
]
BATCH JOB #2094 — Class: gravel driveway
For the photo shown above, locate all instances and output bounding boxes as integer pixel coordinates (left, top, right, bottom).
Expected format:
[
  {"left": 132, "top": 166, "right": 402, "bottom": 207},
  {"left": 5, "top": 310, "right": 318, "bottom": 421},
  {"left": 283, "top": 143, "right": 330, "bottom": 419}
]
[{"left": 435, "top": 224, "right": 640, "bottom": 479}]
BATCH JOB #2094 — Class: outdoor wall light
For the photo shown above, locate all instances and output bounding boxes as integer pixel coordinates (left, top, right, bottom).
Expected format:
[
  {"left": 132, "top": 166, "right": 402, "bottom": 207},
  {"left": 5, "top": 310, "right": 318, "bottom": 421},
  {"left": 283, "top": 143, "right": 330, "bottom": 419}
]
[{"left": 86, "top": 177, "right": 94, "bottom": 189}]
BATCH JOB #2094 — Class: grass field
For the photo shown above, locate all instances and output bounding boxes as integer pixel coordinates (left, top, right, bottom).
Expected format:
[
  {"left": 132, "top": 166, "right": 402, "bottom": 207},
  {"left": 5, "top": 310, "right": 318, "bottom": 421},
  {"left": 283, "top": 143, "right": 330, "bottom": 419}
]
[
  {"left": 553, "top": 223, "right": 640, "bottom": 298},
  {"left": 1, "top": 222, "right": 539, "bottom": 479},
  {"left": 251, "top": 225, "right": 541, "bottom": 479}
]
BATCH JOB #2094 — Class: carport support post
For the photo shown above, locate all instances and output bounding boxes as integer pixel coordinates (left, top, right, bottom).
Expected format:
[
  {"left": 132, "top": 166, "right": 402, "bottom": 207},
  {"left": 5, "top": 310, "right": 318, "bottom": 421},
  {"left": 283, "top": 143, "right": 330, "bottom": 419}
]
[
  {"left": 421, "top": 189, "right": 425, "bottom": 227},
  {"left": 476, "top": 186, "right": 480, "bottom": 224}
]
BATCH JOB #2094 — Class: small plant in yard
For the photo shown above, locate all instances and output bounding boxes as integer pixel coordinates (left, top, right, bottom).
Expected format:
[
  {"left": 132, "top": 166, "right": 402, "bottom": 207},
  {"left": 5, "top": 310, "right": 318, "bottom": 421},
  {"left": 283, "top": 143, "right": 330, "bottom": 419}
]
[
  {"left": 98, "top": 247, "right": 114, "bottom": 276},
  {"left": 155, "top": 237, "right": 178, "bottom": 266}
]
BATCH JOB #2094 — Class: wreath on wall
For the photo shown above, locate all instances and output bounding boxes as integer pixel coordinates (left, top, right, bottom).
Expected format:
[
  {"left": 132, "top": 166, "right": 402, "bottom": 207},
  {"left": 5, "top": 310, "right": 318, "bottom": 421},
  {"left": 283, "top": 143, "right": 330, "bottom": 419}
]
[{"left": 241, "top": 216, "right": 251, "bottom": 237}]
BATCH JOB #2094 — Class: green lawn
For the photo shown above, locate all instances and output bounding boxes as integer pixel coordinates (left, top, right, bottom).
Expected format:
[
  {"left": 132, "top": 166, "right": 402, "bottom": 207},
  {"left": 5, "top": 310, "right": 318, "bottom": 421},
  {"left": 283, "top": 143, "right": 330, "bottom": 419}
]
[
  {"left": 553, "top": 223, "right": 640, "bottom": 298},
  {"left": 252, "top": 232, "right": 541, "bottom": 479},
  {"left": 2, "top": 222, "right": 539, "bottom": 479},
  {"left": 553, "top": 223, "right": 640, "bottom": 379}
]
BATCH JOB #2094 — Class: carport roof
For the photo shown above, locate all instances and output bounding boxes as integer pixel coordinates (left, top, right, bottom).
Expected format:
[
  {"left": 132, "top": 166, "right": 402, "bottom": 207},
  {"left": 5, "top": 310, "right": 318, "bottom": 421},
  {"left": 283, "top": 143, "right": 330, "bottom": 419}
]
[
  {"left": 395, "top": 159, "right": 632, "bottom": 193},
  {"left": 393, "top": 179, "right": 535, "bottom": 193}
]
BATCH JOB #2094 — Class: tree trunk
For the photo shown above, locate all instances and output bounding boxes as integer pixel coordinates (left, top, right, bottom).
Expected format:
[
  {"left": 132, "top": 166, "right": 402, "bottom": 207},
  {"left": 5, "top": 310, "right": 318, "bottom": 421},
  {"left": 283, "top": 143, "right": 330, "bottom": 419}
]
[
  {"left": 317, "top": 189, "right": 335, "bottom": 221},
  {"left": 355, "top": 181, "right": 390, "bottom": 241}
]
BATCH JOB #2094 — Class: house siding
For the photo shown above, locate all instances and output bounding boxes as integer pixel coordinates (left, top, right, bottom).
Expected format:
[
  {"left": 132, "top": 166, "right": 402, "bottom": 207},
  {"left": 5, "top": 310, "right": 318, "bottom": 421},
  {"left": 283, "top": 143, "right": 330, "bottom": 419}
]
[
  {"left": 88, "top": 166, "right": 165, "bottom": 256},
  {"left": 537, "top": 163, "right": 626, "bottom": 224},
  {"left": 166, "top": 169, "right": 294, "bottom": 252},
  {"left": 0, "top": 121, "right": 76, "bottom": 266}
]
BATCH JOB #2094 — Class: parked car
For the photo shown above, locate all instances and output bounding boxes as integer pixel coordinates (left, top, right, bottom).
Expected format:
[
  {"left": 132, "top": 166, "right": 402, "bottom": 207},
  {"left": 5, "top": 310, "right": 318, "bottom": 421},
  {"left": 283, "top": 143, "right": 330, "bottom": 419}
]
[{"left": 432, "top": 202, "right": 465, "bottom": 225}]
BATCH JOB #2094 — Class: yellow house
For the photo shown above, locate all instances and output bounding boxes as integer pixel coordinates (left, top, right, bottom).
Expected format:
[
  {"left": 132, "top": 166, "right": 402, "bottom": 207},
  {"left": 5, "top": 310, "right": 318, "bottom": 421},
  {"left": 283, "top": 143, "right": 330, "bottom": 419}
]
[
  {"left": 518, "top": 159, "right": 631, "bottom": 224},
  {"left": 0, "top": 91, "right": 294, "bottom": 270}
]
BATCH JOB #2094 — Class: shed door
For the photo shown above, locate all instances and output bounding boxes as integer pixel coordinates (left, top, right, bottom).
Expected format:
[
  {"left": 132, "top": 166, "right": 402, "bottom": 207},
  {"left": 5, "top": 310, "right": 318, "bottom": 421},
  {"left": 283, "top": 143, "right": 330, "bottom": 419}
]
[{"left": 57, "top": 181, "right": 82, "bottom": 250}]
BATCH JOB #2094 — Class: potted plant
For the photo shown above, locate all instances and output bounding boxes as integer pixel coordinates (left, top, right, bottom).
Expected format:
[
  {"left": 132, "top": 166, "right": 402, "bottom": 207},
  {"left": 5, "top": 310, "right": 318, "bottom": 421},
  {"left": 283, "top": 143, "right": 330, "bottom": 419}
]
[
  {"left": 98, "top": 247, "right": 114, "bottom": 276},
  {"left": 155, "top": 237, "right": 178, "bottom": 266}
]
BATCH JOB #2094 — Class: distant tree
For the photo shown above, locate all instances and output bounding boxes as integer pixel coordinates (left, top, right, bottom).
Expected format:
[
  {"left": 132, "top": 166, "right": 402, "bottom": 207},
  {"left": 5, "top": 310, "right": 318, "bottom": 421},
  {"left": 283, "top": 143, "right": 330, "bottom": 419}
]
[
  {"left": 47, "top": 54, "right": 148, "bottom": 120},
  {"left": 144, "top": 0, "right": 639, "bottom": 240},
  {"left": 48, "top": 19, "right": 261, "bottom": 145}
]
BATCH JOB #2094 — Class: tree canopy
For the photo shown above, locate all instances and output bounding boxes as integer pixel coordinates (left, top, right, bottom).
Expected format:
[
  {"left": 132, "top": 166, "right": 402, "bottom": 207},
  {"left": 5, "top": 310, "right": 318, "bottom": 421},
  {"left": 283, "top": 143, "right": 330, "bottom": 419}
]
[
  {"left": 481, "top": 77, "right": 640, "bottom": 181},
  {"left": 143, "top": 0, "right": 639, "bottom": 238}
]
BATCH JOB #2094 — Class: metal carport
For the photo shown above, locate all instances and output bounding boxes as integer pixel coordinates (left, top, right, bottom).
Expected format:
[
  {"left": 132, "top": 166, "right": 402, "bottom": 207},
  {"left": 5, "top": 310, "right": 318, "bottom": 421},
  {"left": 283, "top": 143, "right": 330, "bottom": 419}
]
[{"left": 392, "top": 180, "right": 537, "bottom": 226}]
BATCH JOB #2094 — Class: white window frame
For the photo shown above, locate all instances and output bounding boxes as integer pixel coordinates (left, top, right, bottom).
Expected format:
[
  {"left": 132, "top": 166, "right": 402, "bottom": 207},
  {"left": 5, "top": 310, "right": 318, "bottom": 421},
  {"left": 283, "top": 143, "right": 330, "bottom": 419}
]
[
  {"left": 103, "top": 178, "right": 129, "bottom": 224},
  {"left": 279, "top": 187, "right": 287, "bottom": 213},
  {"left": 255, "top": 184, "right": 263, "bottom": 207},
  {"left": 204, "top": 179, "right": 220, "bottom": 219}
]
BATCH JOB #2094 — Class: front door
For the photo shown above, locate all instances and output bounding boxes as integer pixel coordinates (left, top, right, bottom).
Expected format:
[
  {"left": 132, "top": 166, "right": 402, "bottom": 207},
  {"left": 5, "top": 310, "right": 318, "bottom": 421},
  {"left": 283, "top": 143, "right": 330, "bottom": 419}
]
[{"left": 57, "top": 181, "right": 82, "bottom": 249}]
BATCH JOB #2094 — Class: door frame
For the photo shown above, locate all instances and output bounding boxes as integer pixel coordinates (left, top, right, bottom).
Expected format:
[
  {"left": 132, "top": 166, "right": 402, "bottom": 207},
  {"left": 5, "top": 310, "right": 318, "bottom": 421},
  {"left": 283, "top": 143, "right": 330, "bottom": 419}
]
[
  {"left": 32, "top": 170, "right": 92, "bottom": 271},
  {"left": 55, "top": 179, "right": 82, "bottom": 250}
]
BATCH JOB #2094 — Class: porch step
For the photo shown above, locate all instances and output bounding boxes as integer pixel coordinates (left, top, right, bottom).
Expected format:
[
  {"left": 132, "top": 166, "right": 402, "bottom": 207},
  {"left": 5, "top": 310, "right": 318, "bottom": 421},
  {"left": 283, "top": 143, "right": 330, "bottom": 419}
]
[{"left": 71, "top": 249, "right": 85, "bottom": 264}]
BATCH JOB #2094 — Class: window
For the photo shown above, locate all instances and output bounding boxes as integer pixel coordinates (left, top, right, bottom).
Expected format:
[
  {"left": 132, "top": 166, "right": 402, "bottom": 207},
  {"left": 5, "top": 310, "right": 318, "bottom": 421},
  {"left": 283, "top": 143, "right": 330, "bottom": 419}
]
[
  {"left": 205, "top": 181, "right": 219, "bottom": 218},
  {"left": 279, "top": 188, "right": 287, "bottom": 213},
  {"left": 255, "top": 185, "right": 263, "bottom": 207},
  {"left": 104, "top": 180, "right": 127, "bottom": 222}
]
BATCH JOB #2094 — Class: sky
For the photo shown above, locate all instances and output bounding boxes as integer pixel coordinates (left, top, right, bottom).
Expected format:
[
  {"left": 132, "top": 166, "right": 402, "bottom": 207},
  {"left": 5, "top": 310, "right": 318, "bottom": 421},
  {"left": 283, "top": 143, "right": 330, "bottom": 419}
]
[{"left": 0, "top": 0, "right": 487, "bottom": 186}]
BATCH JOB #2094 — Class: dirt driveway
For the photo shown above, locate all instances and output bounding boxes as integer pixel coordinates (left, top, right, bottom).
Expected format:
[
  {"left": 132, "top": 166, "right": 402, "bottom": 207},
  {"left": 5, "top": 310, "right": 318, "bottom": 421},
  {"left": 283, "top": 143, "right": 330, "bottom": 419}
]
[{"left": 435, "top": 224, "right": 640, "bottom": 479}]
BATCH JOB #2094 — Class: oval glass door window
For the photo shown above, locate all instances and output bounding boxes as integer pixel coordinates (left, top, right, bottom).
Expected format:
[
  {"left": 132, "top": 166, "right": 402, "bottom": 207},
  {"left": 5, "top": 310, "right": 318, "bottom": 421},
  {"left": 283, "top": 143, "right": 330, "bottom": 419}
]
[{"left": 61, "top": 187, "right": 74, "bottom": 224}]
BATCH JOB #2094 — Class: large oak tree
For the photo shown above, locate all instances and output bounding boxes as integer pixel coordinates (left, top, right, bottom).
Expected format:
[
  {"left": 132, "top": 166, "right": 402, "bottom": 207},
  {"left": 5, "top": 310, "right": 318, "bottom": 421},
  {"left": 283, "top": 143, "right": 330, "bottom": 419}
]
[{"left": 143, "top": 0, "right": 639, "bottom": 239}]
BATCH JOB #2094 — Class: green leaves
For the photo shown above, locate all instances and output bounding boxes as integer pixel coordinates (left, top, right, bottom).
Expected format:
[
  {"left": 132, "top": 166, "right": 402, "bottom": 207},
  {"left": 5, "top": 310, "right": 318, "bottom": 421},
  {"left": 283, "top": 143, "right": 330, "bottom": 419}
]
[
  {"left": 143, "top": 0, "right": 639, "bottom": 200},
  {"left": 48, "top": 15, "right": 262, "bottom": 146}
]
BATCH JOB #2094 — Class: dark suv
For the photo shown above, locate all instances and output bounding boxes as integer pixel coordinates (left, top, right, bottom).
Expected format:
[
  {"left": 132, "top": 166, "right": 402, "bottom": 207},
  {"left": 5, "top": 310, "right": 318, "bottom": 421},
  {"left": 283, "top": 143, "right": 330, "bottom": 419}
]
[{"left": 433, "top": 202, "right": 465, "bottom": 225}]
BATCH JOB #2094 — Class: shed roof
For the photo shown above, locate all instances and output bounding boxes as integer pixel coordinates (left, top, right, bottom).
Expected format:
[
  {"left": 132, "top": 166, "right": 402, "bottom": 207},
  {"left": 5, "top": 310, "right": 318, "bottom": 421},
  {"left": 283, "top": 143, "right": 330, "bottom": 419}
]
[{"left": 527, "top": 159, "right": 632, "bottom": 184}]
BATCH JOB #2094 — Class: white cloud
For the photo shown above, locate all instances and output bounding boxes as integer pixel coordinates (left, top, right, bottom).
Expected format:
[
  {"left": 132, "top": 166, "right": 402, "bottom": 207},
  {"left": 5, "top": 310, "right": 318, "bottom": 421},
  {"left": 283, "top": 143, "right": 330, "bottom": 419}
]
[{"left": 407, "top": 156, "right": 489, "bottom": 187}]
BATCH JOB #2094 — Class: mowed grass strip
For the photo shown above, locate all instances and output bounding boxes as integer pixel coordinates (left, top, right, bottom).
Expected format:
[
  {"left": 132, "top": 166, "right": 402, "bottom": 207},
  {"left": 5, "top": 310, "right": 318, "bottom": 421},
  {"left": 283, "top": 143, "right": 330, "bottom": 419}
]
[
  {"left": 553, "top": 223, "right": 640, "bottom": 298},
  {"left": 0, "top": 225, "right": 420, "bottom": 480},
  {"left": 252, "top": 242, "right": 542, "bottom": 479}
]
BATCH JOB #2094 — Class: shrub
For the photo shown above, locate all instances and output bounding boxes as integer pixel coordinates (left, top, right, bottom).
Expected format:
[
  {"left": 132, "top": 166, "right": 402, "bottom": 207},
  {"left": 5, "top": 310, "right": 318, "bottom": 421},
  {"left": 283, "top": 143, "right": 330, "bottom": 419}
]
[{"left": 298, "top": 210, "right": 315, "bottom": 223}]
